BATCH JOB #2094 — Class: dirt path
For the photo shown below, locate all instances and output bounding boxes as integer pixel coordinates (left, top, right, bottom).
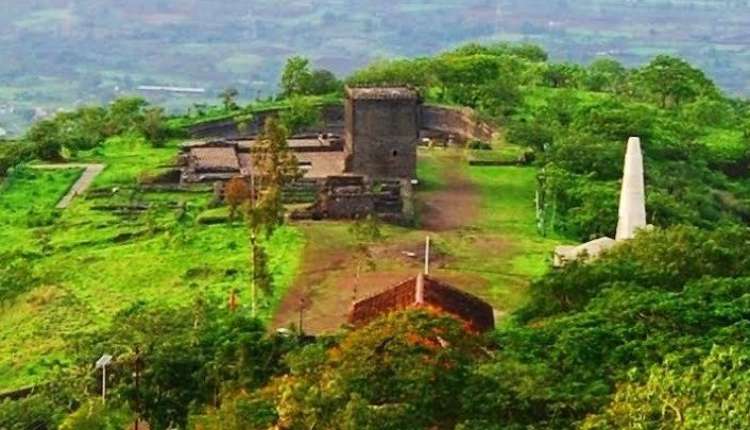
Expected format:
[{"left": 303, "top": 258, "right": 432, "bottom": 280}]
[
  {"left": 272, "top": 155, "right": 483, "bottom": 334},
  {"left": 30, "top": 164, "right": 105, "bottom": 209},
  {"left": 418, "top": 161, "right": 480, "bottom": 231},
  {"left": 271, "top": 223, "right": 429, "bottom": 333}
]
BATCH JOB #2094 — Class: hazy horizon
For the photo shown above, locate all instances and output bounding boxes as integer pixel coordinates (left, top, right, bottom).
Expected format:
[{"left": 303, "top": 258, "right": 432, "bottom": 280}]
[{"left": 3, "top": 0, "right": 750, "bottom": 134}]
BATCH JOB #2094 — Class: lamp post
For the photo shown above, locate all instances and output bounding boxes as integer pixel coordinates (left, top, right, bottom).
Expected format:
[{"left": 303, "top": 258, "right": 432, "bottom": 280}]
[{"left": 95, "top": 354, "right": 113, "bottom": 403}]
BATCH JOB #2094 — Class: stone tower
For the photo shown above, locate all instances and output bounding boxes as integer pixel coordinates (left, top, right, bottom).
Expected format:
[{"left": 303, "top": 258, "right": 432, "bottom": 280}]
[
  {"left": 616, "top": 137, "right": 647, "bottom": 240},
  {"left": 344, "top": 87, "right": 420, "bottom": 179}
]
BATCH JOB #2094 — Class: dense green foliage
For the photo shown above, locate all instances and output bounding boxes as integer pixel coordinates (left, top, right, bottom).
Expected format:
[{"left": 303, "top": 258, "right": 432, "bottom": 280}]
[
  {"left": 349, "top": 42, "right": 750, "bottom": 241},
  {"left": 281, "top": 56, "right": 342, "bottom": 98},
  {"left": 184, "top": 226, "right": 750, "bottom": 430},
  {"left": 0, "top": 97, "right": 173, "bottom": 175}
]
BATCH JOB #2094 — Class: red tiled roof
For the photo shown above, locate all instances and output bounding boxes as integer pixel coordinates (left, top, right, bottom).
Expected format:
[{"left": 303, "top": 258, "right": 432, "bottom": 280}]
[{"left": 348, "top": 274, "right": 495, "bottom": 332}]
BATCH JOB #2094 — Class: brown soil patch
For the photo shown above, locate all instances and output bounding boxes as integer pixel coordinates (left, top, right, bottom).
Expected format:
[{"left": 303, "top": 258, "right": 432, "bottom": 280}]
[
  {"left": 418, "top": 159, "right": 480, "bottom": 232},
  {"left": 273, "top": 155, "right": 486, "bottom": 334},
  {"left": 272, "top": 227, "right": 428, "bottom": 334}
]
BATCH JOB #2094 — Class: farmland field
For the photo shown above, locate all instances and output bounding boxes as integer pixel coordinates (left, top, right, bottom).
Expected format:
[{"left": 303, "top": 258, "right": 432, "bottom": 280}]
[{"left": 3, "top": 0, "right": 750, "bottom": 134}]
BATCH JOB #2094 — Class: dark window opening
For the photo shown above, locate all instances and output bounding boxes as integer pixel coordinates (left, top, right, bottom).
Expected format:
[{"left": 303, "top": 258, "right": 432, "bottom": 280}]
[{"left": 392, "top": 150, "right": 399, "bottom": 157}]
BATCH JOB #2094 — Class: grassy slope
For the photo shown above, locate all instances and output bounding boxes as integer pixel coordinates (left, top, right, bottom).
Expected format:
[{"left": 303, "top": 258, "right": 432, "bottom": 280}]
[
  {"left": 0, "top": 138, "right": 304, "bottom": 391},
  {"left": 1, "top": 138, "right": 557, "bottom": 389},
  {"left": 418, "top": 150, "right": 562, "bottom": 312},
  {"left": 273, "top": 147, "right": 560, "bottom": 332}
]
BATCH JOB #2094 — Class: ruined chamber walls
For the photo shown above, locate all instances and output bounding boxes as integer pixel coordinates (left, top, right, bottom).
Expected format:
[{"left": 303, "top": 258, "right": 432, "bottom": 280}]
[{"left": 188, "top": 104, "right": 497, "bottom": 143}]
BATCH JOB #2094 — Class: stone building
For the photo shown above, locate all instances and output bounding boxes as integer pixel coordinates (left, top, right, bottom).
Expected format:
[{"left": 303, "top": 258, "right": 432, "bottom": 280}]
[
  {"left": 345, "top": 87, "right": 420, "bottom": 179},
  {"left": 348, "top": 273, "right": 495, "bottom": 333}
]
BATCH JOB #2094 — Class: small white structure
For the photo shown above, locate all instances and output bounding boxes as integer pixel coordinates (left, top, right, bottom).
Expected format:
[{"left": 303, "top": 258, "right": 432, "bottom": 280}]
[
  {"left": 616, "top": 137, "right": 647, "bottom": 240},
  {"left": 553, "top": 237, "right": 617, "bottom": 267},
  {"left": 554, "top": 137, "right": 648, "bottom": 267}
]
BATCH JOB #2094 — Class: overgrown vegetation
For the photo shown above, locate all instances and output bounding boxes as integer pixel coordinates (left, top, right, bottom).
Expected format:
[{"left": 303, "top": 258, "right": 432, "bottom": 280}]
[{"left": 3, "top": 40, "right": 750, "bottom": 429}]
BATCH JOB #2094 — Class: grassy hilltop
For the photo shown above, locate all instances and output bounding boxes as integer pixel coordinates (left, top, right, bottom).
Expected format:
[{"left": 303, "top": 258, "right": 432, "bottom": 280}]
[{"left": 2, "top": 42, "right": 750, "bottom": 429}]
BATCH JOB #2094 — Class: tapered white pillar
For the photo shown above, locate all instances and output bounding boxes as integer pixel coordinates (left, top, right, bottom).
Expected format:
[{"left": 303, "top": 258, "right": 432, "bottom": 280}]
[{"left": 616, "top": 137, "right": 647, "bottom": 240}]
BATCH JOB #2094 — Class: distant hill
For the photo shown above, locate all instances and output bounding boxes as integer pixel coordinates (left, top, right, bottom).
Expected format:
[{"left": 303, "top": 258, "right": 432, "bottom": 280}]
[{"left": 3, "top": 0, "right": 750, "bottom": 133}]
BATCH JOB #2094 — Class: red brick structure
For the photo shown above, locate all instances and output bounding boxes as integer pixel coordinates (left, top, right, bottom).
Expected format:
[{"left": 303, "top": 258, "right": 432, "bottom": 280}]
[
  {"left": 348, "top": 274, "right": 495, "bottom": 332},
  {"left": 345, "top": 87, "right": 420, "bottom": 180}
]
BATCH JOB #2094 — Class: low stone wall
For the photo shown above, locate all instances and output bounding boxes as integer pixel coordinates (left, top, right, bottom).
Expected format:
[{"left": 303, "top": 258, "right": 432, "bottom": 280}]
[
  {"left": 420, "top": 105, "right": 496, "bottom": 142},
  {"left": 189, "top": 105, "right": 344, "bottom": 139},
  {"left": 348, "top": 278, "right": 417, "bottom": 326},
  {"left": 188, "top": 103, "right": 497, "bottom": 143}
]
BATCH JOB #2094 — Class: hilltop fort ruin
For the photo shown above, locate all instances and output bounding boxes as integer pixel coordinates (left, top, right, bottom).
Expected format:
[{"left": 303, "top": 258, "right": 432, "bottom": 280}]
[{"left": 178, "top": 86, "right": 496, "bottom": 222}]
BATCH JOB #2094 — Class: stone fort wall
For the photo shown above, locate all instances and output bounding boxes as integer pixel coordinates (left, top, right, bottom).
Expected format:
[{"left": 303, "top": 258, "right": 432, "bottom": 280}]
[
  {"left": 188, "top": 104, "right": 496, "bottom": 143},
  {"left": 420, "top": 105, "right": 496, "bottom": 142},
  {"left": 189, "top": 105, "right": 344, "bottom": 139}
]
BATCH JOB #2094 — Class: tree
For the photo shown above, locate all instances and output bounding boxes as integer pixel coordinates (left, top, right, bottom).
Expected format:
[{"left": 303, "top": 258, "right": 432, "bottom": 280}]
[
  {"left": 255, "top": 310, "right": 484, "bottom": 430},
  {"left": 140, "top": 106, "right": 169, "bottom": 146},
  {"left": 106, "top": 97, "right": 148, "bottom": 135},
  {"left": 25, "top": 118, "right": 63, "bottom": 160},
  {"left": 252, "top": 116, "right": 301, "bottom": 223},
  {"left": 224, "top": 176, "right": 250, "bottom": 221},
  {"left": 582, "top": 346, "right": 750, "bottom": 429},
  {"left": 347, "top": 58, "right": 434, "bottom": 90},
  {"left": 542, "top": 63, "right": 585, "bottom": 88},
  {"left": 586, "top": 57, "right": 627, "bottom": 92},
  {"left": 59, "top": 400, "right": 130, "bottom": 430},
  {"left": 634, "top": 55, "right": 718, "bottom": 108},
  {"left": 280, "top": 56, "right": 313, "bottom": 97},
  {"left": 0, "top": 140, "right": 33, "bottom": 175},
  {"left": 0, "top": 393, "right": 66, "bottom": 430},
  {"left": 309, "top": 69, "right": 342, "bottom": 95},
  {"left": 278, "top": 96, "right": 321, "bottom": 135},
  {"left": 69, "top": 301, "right": 285, "bottom": 429},
  {"left": 348, "top": 215, "right": 383, "bottom": 302},
  {"left": 243, "top": 117, "right": 301, "bottom": 316},
  {"left": 220, "top": 87, "right": 240, "bottom": 112}
]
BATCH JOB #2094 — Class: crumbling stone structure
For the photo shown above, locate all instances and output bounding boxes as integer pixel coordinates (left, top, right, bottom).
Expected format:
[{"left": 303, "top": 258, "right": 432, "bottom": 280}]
[
  {"left": 345, "top": 87, "right": 420, "bottom": 179},
  {"left": 291, "top": 175, "right": 405, "bottom": 222}
]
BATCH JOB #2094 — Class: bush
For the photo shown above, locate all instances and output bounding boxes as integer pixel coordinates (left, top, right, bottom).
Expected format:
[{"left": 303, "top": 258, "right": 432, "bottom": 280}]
[
  {"left": 467, "top": 139, "right": 491, "bottom": 150},
  {"left": 0, "top": 141, "right": 33, "bottom": 176}
]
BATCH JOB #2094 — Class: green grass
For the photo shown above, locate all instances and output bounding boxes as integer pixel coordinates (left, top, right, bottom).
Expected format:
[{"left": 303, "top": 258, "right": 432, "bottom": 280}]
[
  {"left": 0, "top": 167, "right": 82, "bottom": 246},
  {"left": 416, "top": 149, "right": 448, "bottom": 192},
  {"left": 417, "top": 149, "right": 562, "bottom": 312},
  {"left": 466, "top": 144, "right": 526, "bottom": 163},
  {"left": 468, "top": 165, "right": 561, "bottom": 278},
  {"left": 0, "top": 139, "right": 560, "bottom": 390},
  {"left": 0, "top": 137, "right": 304, "bottom": 391}
]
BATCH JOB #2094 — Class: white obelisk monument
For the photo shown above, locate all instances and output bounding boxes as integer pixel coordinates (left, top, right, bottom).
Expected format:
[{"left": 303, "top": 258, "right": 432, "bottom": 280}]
[{"left": 616, "top": 137, "right": 647, "bottom": 240}]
